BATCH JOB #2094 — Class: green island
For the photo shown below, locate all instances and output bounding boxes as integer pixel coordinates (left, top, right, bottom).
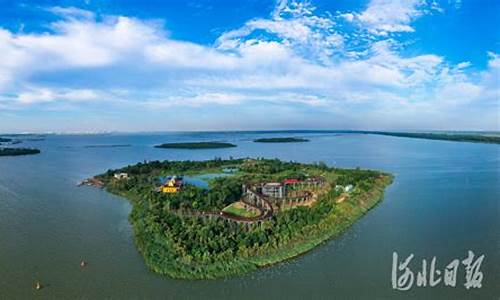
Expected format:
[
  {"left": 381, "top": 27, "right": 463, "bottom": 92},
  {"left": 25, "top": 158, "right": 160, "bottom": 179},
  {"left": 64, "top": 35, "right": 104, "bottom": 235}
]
[
  {"left": 367, "top": 131, "right": 500, "bottom": 144},
  {"left": 93, "top": 158, "right": 392, "bottom": 279},
  {"left": 155, "top": 142, "right": 237, "bottom": 149},
  {"left": 254, "top": 137, "right": 309, "bottom": 143},
  {"left": 0, "top": 147, "right": 41, "bottom": 156}
]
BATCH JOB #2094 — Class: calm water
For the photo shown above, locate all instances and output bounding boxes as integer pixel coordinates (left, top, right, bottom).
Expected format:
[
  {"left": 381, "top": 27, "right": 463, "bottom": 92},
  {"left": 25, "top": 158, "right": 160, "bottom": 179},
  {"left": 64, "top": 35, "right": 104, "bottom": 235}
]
[{"left": 0, "top": 132, "right": 498, "bottom": 299}]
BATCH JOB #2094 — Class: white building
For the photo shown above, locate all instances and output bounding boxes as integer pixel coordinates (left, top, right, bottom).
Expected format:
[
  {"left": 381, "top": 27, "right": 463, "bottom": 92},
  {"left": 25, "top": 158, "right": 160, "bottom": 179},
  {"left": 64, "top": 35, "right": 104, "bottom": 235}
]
[
  {"left": 261, "top": 182, "right": 284, "bottom": 198},
  {"left": 114, "top": 173, "right": 129, "bottom": 179},
  {"left": 335, "top": 184, "right": 354, "bottom": 193}
]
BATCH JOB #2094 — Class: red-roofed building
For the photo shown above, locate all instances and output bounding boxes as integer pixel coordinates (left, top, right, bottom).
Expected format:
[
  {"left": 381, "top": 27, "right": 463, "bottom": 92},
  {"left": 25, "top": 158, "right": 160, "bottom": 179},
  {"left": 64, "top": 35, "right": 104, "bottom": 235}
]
[{"left": 283, "top": 179, "right": 301, "bottom": 185}]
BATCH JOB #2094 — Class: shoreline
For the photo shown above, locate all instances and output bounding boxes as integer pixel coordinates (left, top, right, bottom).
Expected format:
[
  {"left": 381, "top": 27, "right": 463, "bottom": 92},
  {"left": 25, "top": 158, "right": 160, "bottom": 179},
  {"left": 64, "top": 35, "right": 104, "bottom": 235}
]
[
  {"left": 96, "top": 159, "right": 393, "bottom": 280},
  {"left": 145, "top": 175, "right": 392, "bottom": 279},
  {"left": 250, "top": 175, "right": 392, "bottom": 270}
]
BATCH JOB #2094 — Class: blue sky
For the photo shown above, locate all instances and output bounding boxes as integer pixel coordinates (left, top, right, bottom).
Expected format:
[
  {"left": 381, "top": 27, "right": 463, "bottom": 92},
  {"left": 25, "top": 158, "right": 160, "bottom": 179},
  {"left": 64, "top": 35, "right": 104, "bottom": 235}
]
[{"left": 0, "top": 0, "right": 498, "bottom": 133}]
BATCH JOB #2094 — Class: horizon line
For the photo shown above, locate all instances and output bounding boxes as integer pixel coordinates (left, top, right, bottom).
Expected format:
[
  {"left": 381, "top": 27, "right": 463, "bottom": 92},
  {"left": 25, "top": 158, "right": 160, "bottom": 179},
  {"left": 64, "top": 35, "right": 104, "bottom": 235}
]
[{"left": 2, "top": 129, "right": 499, "bottom": 136}]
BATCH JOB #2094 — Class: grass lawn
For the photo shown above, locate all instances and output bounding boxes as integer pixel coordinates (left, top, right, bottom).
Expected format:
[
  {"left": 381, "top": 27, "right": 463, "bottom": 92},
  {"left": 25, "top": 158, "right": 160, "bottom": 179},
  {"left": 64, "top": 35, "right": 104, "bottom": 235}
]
[{"left": 222, "top": 202, "right": 259, "bottom": 218}]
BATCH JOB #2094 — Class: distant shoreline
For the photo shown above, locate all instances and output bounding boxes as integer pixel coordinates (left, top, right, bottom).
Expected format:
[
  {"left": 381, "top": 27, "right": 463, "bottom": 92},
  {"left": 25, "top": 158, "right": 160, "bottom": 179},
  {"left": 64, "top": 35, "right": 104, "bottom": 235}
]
[
  {"left": 361, "top": 131, "right": 500, "bottom": 144},
  {"left": 155, "top": 142, "right": 237, "bottom": 149},
  {"left": 84, "top": 144, "right": 131, "bottom": 148},
  {"left": 254, "top": 137, "right": 309, "bottom": 143},
  {"left": 2, "top": 131, "right": 499, "bottom": 145}
]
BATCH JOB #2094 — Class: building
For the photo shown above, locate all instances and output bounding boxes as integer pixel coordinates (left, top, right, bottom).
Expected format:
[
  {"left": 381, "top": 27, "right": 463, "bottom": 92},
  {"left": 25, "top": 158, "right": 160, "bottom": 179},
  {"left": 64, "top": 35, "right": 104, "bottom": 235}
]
[
  {"left": 335, "top": 184, "right": 354, "bottom": 193},
  {"left": 161, "top": 176, "right": 183, "bottom": 193},
  {"left": 304, "top": 177, "right": 325, "bottom": 187},
  {"left": 261, "top": 182, "right": 284, "bottom": 198},
  {"left": 114, "top": 173, "right": 129, "bottom": 180},
  {"left": 283, "top": 178, "right": 301, "bottom": 186}
]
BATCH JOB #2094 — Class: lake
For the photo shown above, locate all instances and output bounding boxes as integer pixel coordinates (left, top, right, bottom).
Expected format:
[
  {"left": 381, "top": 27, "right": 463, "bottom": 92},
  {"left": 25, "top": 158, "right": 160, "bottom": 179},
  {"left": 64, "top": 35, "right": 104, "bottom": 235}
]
[{"left": 0, "top": 132, "right": 498, "bottom": 299}]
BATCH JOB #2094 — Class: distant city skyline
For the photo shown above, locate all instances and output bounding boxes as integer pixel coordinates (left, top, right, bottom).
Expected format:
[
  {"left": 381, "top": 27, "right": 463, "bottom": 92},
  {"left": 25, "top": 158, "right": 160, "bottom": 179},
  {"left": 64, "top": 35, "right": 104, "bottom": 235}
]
[{"left": 0, "top": 0, "right": 498, "bottom": 133}]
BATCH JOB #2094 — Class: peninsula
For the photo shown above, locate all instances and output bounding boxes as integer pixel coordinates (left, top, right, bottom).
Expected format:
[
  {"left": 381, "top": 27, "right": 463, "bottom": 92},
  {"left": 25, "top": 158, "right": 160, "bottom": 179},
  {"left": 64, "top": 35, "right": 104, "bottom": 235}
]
[
  {"left": 0, "top": 148, "right": 41, "bottom": 156},
  {"left": 254, "top": 137, "right": 309, "bottom": 143},
  {"left": 365, "top": 131, "right": 500, "bottom": 144},
  {"left": 155, "top": 142, "right": 237, "bottom": 149},
  {"left": 92, "top": 158, "right": 392, "bottom": 279}
]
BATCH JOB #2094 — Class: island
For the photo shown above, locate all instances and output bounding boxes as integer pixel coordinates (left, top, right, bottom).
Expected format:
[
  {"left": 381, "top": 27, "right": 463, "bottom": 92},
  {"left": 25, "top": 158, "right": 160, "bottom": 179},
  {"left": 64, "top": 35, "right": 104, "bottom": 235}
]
[
  {"left": 366, "top": 131, "right": 500, "bottom": 144},
  {"left": 91, "top": 158, "right": 392, "bottom": 279},
  {"left": 254, "top": 137, "right": 309, "bottom": 143},
  {"left": 155, "top": 142, "right": 237, "bottom": 149},
  {"left": 0, "top": 148, "right": 41, "bottom": 156},
  {"left": 0, "top": 138, "right": 12, "bottom": 143}
]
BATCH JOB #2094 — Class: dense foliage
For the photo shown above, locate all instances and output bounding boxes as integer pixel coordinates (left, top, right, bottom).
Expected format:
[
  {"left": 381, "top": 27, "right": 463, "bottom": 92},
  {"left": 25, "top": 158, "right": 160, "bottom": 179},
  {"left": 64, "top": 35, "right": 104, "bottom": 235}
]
[
  {"left": 0, "top": 147, "right": 40, "bottom": 156},
  {"left": 254, "top": 137, "right": 309, "bottom": 143},
  {"left": 97, "top": 158, "right": 392, "bottom": 279},
  {"left": 155, "top": 142, "right": 237, "bottom": 149}
]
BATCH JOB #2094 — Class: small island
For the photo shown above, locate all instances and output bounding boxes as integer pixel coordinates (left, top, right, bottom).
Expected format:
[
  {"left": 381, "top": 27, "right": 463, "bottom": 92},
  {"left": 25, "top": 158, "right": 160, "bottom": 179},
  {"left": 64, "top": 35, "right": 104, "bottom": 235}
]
[
  {"left": 0, "top": 138, "right": 12, "bottom": 143},
  {"left": 155, "top": 142, "right": 237, "bottom": 149},
  {"left": 91, "top": 158, "right": 392, "bottom": 279},
  {"left": 0, "top": 148, "right": 41, "bottom": 156},
  {"left": 254, "top": 137, "right": 309, "bottom": 143}
]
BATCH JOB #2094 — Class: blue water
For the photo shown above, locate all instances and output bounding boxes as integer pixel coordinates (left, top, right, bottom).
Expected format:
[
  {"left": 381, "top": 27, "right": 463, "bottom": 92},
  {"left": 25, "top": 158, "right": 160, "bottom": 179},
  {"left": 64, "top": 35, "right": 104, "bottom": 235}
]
[
  {"left": 0, "top": 132, "right": 498, "bottom": 299},
  {"left": 160, "top": 173, "right": 232, "bottom": 189},
  {"left": 184, "top": 173, "right": 232, "bottom": 189}
]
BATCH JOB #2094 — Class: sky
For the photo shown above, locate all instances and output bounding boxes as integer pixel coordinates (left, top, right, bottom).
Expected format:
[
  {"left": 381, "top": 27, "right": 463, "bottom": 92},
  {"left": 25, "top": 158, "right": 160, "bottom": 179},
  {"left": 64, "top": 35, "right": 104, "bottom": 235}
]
[{"left": 0, "top": 0, "right": 498, "bottom": 133}]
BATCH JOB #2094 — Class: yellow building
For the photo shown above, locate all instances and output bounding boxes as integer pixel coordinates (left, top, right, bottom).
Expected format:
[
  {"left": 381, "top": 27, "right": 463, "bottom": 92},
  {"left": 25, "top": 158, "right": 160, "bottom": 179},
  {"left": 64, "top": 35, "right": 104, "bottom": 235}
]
[
  {"left": 162, "top": 186, "right": 179, "bottom": 193},
  {"left": 161, "top": 176, "right": 182, "bottom": 193}
]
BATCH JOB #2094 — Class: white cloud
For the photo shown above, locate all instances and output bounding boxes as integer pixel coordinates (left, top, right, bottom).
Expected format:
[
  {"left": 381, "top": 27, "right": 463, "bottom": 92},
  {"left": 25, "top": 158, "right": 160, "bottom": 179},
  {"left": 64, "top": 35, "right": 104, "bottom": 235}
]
[
  {"left": 47, "top": 6, "right": 95, "bottom": 20},
  {"left": 216, "top": 0, "right": 343, "bottom": 63},
  {"left": 346, "top": 0, "right": 437, "bottom": 36},
  {"left": 0, "top": 2, "right": 497, "bottom": 130},
  {"left": 340, "top": 13, "right": 354, "bottom": 22},
  {"left": 16, "top": 87, "right": 101, "bottom": 104},
  {"left": 456, "top": 61, "right": 471, "bottom": 69}
]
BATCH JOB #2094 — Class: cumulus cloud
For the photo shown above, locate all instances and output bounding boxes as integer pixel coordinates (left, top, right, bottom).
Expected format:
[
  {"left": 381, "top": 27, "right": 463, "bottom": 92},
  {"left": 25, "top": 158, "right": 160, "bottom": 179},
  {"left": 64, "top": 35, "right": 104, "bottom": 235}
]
[
  {"left": 216, "top": 0, "right": 343, "bottom": 63},
  {"left": 15, "top": 87, "right": 101, "bottom": 104},
  {"left": 0, "top": 0, "right": 497, "bottom": 130},
  {"left": 343, "top": 0, "right": 442, "bottom": 36}
]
